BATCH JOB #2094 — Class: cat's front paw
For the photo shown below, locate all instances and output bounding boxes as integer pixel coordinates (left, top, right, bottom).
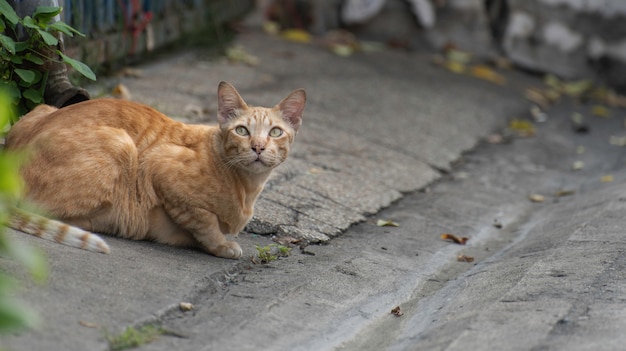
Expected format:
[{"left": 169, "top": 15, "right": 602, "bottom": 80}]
[{"left": 212, "top": 241, "right": 243, "bottom": 259}]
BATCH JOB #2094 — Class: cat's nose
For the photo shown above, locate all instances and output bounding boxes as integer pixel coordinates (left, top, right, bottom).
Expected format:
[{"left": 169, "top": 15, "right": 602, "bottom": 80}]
[{"left": 252, "top": 144, "right": 265, "bottom": 154}]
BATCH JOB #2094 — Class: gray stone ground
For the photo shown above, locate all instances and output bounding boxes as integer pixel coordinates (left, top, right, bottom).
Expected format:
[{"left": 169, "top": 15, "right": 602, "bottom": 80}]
[{"left": 2, "top": 30, "right": 626, "bottom": 351}]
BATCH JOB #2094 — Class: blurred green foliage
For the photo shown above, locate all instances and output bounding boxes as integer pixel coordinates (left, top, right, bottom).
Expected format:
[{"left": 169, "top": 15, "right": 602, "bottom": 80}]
[{"left": 0, "top": 87, "right": 47, "bottom": 334}]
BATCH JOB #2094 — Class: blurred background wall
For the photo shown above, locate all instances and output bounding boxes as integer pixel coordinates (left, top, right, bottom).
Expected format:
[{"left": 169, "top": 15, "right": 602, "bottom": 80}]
[{"left": 56, "top": 0, "right": 626, "bottom": 90}]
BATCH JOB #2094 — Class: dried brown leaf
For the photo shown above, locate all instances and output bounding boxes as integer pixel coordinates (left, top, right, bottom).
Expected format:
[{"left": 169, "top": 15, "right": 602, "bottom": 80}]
[
  {"left": 457, "top": 254, "right": 474, "bottom": 262},
  {"left": 529, "top": 194, "right": 545, "bottom": 203},
  {"left": 273, "top": 236, "right": 303, "bottom": 246},
  {"left": 391, "top": 306, "right": 404, "bottom": 317},
  {"left": 117, "top": 67, "right": 143, "bottom": 78},
  {"left": 554, "top": 189, "right": 575, "bottom": 197},
  {"left": 470, "top": 65, "right": 506, "bottom": 85},
  {"left": 79, "top": 320, "right": 100, "bottom": 328},
  {"left": 441, "top": 233, "right": 469, "bottom": 245},
  {"left": 112, "top": 83, "right": 132, "bottom": 100}
]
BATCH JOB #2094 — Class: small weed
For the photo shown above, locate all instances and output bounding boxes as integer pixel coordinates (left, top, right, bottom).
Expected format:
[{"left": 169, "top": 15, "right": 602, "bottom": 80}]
[
  {"left": 106, "top": 324, "right": 165, "bottom": 351},
  {"left": 276, "top": 244, "right": 291, "bottom": 256},
  {"left": 253, "top": 244, "right": 292, "bottom": 264}
]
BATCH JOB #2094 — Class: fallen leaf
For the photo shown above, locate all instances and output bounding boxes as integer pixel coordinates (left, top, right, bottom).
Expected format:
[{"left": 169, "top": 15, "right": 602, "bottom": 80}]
[
  {"left": 262, "top": 21, "right": 280, "bottom": 35},
  {"left": 508, "top": 119, "right": 535, "bottom": 137},
  {"left": 576, "top": 146, "right": 586, "bottom": 154},
  {"left": 117, "top": 67, "right": 143, "bottom": 78},
  {"left": 609, "top": 136, "right": 626, "bottom": 146},
  {"left": 592, "top": 105, "right": 611, "bottom": 118},
  {"left": 601, "top": 175, "right": 614, "bottom": 183},
  {"left": 554, "top": 189, "right": 575, "bottom": 197},
  {"left": 331, "top": 44, "right": 353, "bottom": 57},
  {"left": 308, "top": 167, "right": 324, "bottom": 174},
  {"left": 485, "top": 133, "right": 504, "bottom": 144},
  {"left": 470, "top": 65, "right": 506, "bottom": 85},
  {"left": 281, "top": 29, "right": 312, "bottom": 43},
  {"left": 112, "top": 83, "right": 132, "bottom": 100},
  {"left": 225, "top": 45, "right": 259, "bottom": 66},
  {"left": 529, "top": 194, "right": 545, "bottom": 203},
  {"left": 79, "top": 320, "right": 100, "bottom": 328},
  {"left": 179, "top": 302, "right": 194, "bottom": 311},
  {"left": 445, "top": 48, "right": 472, "bottom": 64},
  {"left": 441, "top": 233, "right": 469, "bottom": 245},
  {"left": 605, "top": 91, "right": 626, "bottom": 108},
  {"left": 544, "top": 75, "right": 592, "bottom": 98},
  {"left": 377, "top": 219, "right": 399, "bottom": 227},
  {"left": 524, "top": 88, "right": 551, "bottom": 109},
  {"left": 572, "top": 161, "right": 584, "bottom": 171},
  {"left": 443, "top": 60, "right": 466, "bottom": 74},
  {"left": 544, "top": 74, "right": 562, "bottom": 90},
  {"left": 562, "top": 79, "right": 593, "bottom": 97},
  {"left": 391, "top": 306, "right": 404, "bottom": 317},
  {"left": 457, "top": 254, "right": 474, "bottom": 262},
  {"left": 359, "top": 40, "right": 385, "bottom": 53},
  {"left": 273, "top": 236, "right": 302, "bottom": 246}
]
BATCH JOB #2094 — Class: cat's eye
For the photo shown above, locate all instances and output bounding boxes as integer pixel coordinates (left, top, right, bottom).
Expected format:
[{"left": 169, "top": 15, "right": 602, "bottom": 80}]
[
  {"left": 269, "top": 127, "right": 283, "bottom": 138},
  {"left": 235, "top": 126, "right": 249, "bottom": 136}
]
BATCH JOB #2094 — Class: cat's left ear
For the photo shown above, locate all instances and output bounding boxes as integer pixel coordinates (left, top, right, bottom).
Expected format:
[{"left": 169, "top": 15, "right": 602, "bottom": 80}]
[{"left": 276, "top": 89, "right": 306, "bottom": 132}]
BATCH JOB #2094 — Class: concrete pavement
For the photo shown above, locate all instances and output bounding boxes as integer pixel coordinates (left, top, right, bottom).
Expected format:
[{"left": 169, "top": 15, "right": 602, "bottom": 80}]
[{"left": 2, "top": 29, "right": 626, "bottom": 351}]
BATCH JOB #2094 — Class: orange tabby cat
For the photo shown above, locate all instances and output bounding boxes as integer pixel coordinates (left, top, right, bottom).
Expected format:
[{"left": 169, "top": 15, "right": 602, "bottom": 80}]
[{"left": 5, "top": 81, "right": 306, "bottom": 259}]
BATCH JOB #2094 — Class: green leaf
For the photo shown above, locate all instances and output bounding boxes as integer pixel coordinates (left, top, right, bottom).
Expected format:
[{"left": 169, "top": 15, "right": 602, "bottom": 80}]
[
  {"left": 10, "top": 55, "right": 22, "bottom": 64},
  {"left": 14, "top": 41, "right": 29, "bottom": 53},
  {"left": 58, "top": 51, "right": 96, "bottom": 81},
  {"left": 0, "top": 153, "right": 24, "bottom": 199},
  {"left": 22, "top": 88, "right": 43, "bottom": 104},
  {"left": 2, "top": 81, "right": 21, "bottom": 101},
  {"left": 0, "top": 85, "right": 17, "bottom": 125},
  {"left": 49, "top": 21, "right": 85, "bottom": 37},
  {"left": 0, "top": 33, "right": 15, "bottom": 54},
  {"left": 24, "top": 53, "right": 44, "bottom": 65},
  {"left": 37, "top": 29, "right": 58, "bottom": 46},
  {"left": 33, "top": 6, "right": 62, "bottom": 21},
  {"left": 14, "top": 69, "right": 36, "bottom": 84},
  {"left": 22, "top": 16, "right": 41, "bottom": 30},
  {"left": 0, "top": 297, "right": 40, "bottom": 331},
  {"left": 0, "top": 17, "right": 6, "bottom": 32},
  {"left": 0, "top": 0, "right": 20, "bottom": 25}
]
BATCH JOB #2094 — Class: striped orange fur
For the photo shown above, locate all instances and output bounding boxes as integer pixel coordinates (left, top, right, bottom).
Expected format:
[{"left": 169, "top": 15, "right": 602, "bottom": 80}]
[
  {"left": 4, "top": 82, "right": 305, "bottom": 258},
  {"left": 8, "top": 208, "right": 110, "bottom": 254}
]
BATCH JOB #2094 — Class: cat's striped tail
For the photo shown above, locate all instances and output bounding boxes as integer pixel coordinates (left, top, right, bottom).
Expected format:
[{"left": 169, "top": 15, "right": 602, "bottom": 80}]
[{"left": 8, "top": 208, "right": 110, "bottom": 254}]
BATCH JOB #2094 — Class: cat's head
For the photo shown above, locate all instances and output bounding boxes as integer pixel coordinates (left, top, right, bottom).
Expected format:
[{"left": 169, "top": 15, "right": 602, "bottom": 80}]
[{"left": 216, "top": 81, "right": 306, "bottom": 174}]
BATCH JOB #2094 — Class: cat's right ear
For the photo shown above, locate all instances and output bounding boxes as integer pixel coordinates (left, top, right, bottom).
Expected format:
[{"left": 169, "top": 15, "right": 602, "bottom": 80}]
[{"left": 217, "top": 81, "right": 248, "bottom": 124}]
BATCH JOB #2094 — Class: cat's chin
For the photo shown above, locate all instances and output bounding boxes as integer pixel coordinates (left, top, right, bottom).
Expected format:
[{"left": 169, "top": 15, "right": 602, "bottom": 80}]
[{"left": 242, "top": 159, "right": 275, "bottom": 174}]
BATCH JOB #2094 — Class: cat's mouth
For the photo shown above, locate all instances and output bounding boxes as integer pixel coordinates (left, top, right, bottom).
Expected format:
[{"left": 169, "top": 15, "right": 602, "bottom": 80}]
[{"left": 250, "top": 155, "right": 268, "bottom": 167}]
